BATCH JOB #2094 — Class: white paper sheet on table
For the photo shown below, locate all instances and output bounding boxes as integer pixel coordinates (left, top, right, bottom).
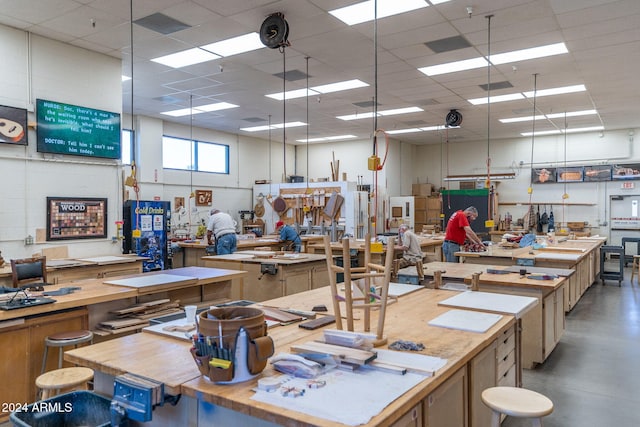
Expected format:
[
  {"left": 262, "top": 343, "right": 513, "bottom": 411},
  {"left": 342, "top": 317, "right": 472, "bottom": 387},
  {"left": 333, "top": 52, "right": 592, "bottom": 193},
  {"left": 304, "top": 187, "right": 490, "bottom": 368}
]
[
  {"left": 104, "top": 273, "right": 196, "bottom": 288},
  {"left": 428, "top": 309, "right": 503, "bottom": 333},
  {"left": 388, "top": 282, "right": 423, "bottom": 297},
  {"left": 251, "top": 368, "right": 427, "bottom": 426}
]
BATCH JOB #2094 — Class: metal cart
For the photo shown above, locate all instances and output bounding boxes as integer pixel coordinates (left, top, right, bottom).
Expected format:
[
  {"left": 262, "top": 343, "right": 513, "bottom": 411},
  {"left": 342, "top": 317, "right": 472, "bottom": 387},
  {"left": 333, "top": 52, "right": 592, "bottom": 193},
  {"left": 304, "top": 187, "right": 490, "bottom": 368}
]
[{"left": 600, "top": 245, "right": 624, "bottom": 286}]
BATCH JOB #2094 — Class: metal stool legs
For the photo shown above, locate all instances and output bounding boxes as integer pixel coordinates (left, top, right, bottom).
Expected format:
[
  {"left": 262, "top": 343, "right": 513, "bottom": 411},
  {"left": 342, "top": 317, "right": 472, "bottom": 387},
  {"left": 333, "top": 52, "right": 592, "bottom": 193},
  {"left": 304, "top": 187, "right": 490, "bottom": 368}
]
[{"left": 41, "top": 330, "right": 94, "bottom": 374}]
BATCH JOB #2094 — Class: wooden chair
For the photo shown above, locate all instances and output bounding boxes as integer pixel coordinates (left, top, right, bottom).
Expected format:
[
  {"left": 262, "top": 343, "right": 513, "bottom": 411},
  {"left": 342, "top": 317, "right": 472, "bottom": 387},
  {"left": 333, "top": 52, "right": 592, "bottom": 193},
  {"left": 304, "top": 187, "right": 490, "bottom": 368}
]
[
  {"left": 323, "top": 234, "right": 396, "bottom": 346},
  {"left": 36, "top": 367, "right": 94, "bottom": 400},
  {"left": 481, "top": 386, "right": 553, "bottom": 427},
  {"left": 10, "top": 256, "right": 48, "bottom": 288}
]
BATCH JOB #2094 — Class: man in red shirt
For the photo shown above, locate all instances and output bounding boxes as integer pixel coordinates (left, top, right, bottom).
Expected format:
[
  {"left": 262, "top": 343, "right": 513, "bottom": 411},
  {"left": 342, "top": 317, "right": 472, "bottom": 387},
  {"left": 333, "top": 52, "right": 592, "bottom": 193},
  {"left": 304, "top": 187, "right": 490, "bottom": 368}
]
[{"left": 443, "top": 206, "right": 484, "bottom": 262}]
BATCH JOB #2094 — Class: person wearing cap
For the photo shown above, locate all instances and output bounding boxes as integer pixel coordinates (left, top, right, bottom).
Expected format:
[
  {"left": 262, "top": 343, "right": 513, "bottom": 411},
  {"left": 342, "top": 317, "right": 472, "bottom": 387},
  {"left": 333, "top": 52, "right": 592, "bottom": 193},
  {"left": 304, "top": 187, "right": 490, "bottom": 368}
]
[
  {"left": 442, "top": 206, "right": 484, "bottom": 262},
  {"left": 393, "top": 225, "right": 424, "bottom": 280},
  {"left": 275, "top": 221, "right": 301, "bottom": 253},
  {"left": 206, "top": 209, "right": 237, "bottom": 254}
]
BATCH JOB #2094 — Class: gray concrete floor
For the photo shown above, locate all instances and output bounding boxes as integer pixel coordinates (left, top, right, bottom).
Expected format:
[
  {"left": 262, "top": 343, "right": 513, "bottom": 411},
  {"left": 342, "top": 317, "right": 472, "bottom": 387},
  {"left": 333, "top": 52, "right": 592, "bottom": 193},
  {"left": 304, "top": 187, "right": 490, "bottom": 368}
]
[{"left": 503, "top": 265, "right": 640, "bottom": 427}]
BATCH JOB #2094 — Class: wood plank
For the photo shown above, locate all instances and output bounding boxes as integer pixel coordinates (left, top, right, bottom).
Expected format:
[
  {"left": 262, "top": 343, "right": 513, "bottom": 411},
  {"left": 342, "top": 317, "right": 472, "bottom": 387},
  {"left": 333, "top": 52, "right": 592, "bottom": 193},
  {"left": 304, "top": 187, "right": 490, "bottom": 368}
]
[{"left": 290, "top": 341, "right": 377, "bottom": 365}]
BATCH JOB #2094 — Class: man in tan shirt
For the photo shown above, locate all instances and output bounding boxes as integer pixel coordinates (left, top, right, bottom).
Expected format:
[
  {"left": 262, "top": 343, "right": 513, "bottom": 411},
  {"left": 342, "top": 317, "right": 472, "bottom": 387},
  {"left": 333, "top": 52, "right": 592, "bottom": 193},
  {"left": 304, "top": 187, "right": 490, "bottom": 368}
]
[{"left": 393, "top": 225, "right": 424, "bottom": 280}]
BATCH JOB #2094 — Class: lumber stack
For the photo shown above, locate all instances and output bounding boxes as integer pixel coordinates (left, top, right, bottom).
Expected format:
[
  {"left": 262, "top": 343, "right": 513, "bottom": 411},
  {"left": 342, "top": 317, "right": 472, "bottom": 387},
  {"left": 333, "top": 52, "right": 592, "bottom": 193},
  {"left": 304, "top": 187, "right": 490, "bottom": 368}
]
[{"left": 95, "top": 299, "right": 182, "bottom": 335}]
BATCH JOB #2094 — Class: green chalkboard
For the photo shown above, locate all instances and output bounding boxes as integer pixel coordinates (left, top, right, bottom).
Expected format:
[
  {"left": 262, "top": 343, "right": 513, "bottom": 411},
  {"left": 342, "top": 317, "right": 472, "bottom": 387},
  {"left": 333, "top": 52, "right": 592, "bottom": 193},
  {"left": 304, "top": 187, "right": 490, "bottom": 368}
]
[{"left": 36, "top": 99, "right": 121, "bottom": 159}]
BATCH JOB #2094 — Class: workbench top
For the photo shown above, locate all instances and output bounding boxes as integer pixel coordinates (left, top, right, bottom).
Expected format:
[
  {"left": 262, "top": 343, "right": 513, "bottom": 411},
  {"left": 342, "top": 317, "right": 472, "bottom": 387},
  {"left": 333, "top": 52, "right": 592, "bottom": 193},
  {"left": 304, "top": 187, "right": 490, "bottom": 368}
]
[
  {"left": 203, "top": 252, "right": 327, "bottom": 265},
  {"left": 0, "top": 267, "right": 247, "bottom": 321},
  {"left": 66, "top": 286, "right": 515, "bottom": 427},
  {"left": 423, "top": 261, "right": 568, "bottom": 291}
]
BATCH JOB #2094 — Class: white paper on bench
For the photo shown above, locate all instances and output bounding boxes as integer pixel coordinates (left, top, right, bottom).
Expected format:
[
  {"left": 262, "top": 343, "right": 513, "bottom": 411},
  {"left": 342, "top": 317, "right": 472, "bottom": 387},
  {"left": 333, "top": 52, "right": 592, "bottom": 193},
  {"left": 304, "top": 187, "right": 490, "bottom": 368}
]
[
  {"left": 388, "top": 282, "right": 423, "bottom": 297},
  {"left": 439, "top": 291, "right": 538, "bottom": 319},
  {"left": 104, "top": 274, "right": 196, "bottom": 288},
  {"left": 428, "top": 309, "right": 503, "bottom": 333}
]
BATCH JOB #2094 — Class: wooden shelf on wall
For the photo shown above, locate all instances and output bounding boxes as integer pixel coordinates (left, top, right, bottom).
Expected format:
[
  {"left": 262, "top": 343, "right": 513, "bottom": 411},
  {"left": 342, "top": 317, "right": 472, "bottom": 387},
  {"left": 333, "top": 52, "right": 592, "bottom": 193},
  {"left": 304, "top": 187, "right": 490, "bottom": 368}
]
[{"left": 499, "top": 202, "right": 596, "bottom": 206}]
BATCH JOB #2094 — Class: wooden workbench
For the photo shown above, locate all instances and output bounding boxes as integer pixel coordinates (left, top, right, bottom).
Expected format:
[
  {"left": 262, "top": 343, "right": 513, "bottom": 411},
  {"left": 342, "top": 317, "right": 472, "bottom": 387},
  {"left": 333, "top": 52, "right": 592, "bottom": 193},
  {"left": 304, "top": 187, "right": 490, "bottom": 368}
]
[
  {"left": 201, "top": 253, "right": 328, "bottom": 302},
  {"left": 307, "top": 235, "right": 443, "bottom": 266},
  {"left": 66, "top": 286, "right": 517, "bottom": 427},
  {"left": 0, "top": 254, "right": 146, "bottom": 287},
  {"left": 173, "top": 239, "right": 283, "bottom": 268},
  {"left": 0, "top": 267, "right": 247, "bottom": 421},
  {"left": 424, "top": 261, "right": 567, "bottom": 369},
  {"left": 456, "top": 237, "right": 604, "bottom": 312}
]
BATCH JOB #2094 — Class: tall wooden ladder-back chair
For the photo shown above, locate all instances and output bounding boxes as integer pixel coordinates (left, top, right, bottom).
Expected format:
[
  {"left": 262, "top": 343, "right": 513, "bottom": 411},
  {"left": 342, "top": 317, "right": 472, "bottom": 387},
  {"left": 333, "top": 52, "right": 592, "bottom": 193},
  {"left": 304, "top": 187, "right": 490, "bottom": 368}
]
[{"left": 323, "top": 235, "right": 396, "bottom": 346}]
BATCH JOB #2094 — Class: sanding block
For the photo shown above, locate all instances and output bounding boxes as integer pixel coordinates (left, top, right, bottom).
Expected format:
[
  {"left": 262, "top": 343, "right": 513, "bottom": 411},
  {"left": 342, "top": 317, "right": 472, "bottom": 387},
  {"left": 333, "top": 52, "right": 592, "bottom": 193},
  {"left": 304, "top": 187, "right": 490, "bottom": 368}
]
[{"left": 298, "top": 315, "right": 335, "bottom": 330}]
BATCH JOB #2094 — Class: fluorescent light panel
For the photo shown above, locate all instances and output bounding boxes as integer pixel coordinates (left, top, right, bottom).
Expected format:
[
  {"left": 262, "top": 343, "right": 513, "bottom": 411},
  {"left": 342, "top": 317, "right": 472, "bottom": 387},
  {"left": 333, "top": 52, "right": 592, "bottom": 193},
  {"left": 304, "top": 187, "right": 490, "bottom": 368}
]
[
  {"left": 386, "top": 128, "right": 423, "bottom": 135},
  {"left": 521, "top": 125, "right": 604, "bottom": 136},
  {"left": 266, "top": 79, "right": 368, "bottom": 101},
  {"left": 161, "top": 102, "right": 238, "bottom": 117},
  {"left": 419, "top": 42, "right": 568, "bottom": 76},
  {"left": 296, "top": 135, "right": 357, "bottom": 143},
  {"left": 491, "top": 42, "right": 568, "bottom": 65},
  {"left": 468, "top": 93, "right": 525, "bottom": 105},
  {"left": 500, "top": 109, "right": 597, "bottom": 123},
  {"left": 329, "top": 0, "right": 432, "bottom": 26},
  {"left": 386, "top": 124, "right": 458, "bottom": 135},
  {"left": 240, "top": 121, "right": 307, "bottom": 132},
  {"left": 201, "top": 32, "right": 263, "bottom": 57},
  {"left": 266, "top": 89, "right": 320, "bottom": 101},
  {"left": 337, "top": 106, "right": 423, "bottom": 121},
  {"left": 468, "top": 84, "right": 586, "bottom": 105},
  {"left": 152, "top": 32, "right": 264, "bottom": 68},
  {"left": 152, "top": 48, "right": 220, "bottom": 68},
  {"left": 523, "top": 84, "right": 586, "bottom": 98}
]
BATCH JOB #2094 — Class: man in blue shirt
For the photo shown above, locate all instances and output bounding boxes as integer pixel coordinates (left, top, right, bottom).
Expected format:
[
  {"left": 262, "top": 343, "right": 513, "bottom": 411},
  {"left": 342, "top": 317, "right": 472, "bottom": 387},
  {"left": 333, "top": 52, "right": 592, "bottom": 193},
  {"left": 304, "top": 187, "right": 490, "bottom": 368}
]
[{"left": 275, "top": 221, "right": 301, "bottom": 253}]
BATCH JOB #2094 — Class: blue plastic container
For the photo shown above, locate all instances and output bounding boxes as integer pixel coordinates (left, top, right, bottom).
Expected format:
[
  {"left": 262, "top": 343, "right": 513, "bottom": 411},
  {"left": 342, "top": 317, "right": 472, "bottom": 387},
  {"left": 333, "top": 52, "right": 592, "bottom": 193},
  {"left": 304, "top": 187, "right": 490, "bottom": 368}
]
[{"left": 10, "top": 391, "right": 112, "bottom": 427}]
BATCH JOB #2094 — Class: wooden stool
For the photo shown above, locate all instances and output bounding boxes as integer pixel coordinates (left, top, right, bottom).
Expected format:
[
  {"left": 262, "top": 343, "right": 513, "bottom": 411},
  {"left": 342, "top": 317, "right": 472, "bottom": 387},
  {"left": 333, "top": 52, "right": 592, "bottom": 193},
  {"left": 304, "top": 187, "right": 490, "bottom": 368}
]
[
  {"left": 36, "top": 367, "right": 94, "bottom": 399},
  {"left": 481, "top": 386, "right": 553, "bottom": 427},
  {"left": 631, "top": 255, "right": 640, "bottom": 283},
  {"left": 41, "top": 330, "right": 93, "bottom": 374}
]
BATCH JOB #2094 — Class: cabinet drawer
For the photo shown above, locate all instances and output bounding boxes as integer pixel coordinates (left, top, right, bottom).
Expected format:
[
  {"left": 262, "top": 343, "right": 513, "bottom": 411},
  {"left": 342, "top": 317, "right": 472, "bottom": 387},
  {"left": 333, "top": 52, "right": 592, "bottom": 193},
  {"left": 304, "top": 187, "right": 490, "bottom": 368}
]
[
  {"left": 497, "top": 349, "right": 515, "bottom": 379},
  {"left": 497, "top": 326, "right": 515, "bottom": 361},
  {"left": 498, "top": 363, "right": 517, "bottom": 387}
]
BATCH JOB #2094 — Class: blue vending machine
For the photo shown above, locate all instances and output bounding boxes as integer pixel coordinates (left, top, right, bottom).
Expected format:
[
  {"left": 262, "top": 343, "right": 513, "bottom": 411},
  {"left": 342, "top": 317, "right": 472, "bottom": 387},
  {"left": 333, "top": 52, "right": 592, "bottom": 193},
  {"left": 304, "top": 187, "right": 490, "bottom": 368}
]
[{"left": 123, "top": 200, "right": 171, "bottom": 272}]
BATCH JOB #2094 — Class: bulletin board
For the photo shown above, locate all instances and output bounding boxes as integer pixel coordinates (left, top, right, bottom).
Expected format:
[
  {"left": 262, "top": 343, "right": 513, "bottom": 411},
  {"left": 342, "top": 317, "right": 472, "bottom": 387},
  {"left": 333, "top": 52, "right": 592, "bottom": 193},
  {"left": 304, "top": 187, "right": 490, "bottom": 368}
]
[{"left": 46, "top": 197, "right": 108, "bottom": 241}]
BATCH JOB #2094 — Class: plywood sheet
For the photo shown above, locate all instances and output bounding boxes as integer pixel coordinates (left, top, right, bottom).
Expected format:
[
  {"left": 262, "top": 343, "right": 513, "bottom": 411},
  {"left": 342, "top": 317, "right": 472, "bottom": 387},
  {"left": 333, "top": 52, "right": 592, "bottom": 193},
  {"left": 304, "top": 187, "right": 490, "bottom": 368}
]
[
  {"left": 104, "top": 274, "right": 197, "bottom": 288},
  {"left": 438, "top": 291, "right": 538, "bottom": 319},
  {"left": 533, "top": 252, "right": 580, "bottom": 261},
  {"left": 428, "top": 309, "right": 503, "bottom": 333}
]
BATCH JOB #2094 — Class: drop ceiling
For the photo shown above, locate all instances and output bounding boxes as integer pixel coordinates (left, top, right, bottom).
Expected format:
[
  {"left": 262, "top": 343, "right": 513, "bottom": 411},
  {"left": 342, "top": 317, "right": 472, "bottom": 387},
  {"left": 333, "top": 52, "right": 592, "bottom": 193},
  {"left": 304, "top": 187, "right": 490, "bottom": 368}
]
[{"left": 0, "top": 0, "right": 638, "bottom": 145}]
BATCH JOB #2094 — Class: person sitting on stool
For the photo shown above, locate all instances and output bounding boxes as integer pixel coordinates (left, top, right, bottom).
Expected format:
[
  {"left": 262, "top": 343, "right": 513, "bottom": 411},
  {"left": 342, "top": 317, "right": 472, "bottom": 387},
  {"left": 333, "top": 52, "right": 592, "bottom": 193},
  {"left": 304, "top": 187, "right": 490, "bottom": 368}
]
[
  {"left": 442, "top": 206, "right": 484, "bottom": 262},
  {"left": 393, "top": 225, "right": 424, "bottom": 280},
  {"left": 206, "top": 208, "right": 237, "bottom": 255},
  {"left": 275, "top": 221, "right": 301, "bottom": 253}
]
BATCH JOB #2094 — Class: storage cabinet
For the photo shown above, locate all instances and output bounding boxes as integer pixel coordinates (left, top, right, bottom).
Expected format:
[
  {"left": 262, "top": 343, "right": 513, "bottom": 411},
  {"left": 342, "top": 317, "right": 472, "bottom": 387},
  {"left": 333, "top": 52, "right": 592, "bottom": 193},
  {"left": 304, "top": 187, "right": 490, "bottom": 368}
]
[
  {"left": 424, "top": 366, "right": 468, "bottom": 427},
  {"left": 469, "top": 340, "right": 498, "bottom": 427},
  {"left": 202, "top": 256, "right": 329, "bottom": 302},
  {"left": 0, "top": 308, "right": 88, "bottom": 420}
]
